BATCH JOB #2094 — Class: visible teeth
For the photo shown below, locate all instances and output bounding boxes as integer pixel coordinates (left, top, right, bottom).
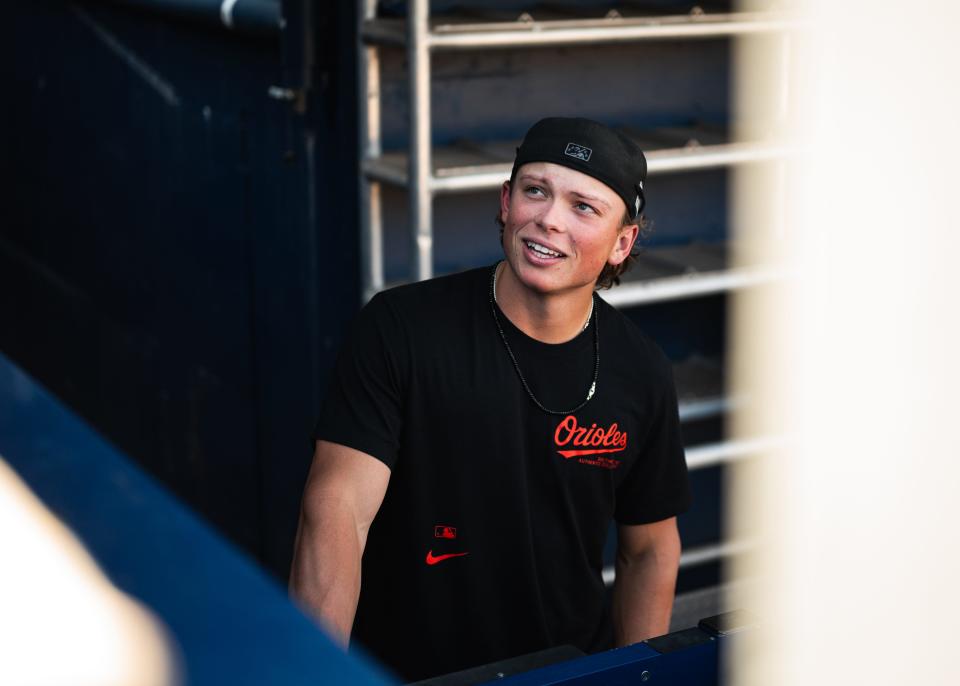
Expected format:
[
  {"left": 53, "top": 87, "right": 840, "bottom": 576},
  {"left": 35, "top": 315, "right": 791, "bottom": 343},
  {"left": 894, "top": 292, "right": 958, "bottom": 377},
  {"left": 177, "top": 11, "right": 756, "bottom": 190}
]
[{"left": 525, "top": 241, "right": 562, "bottom": 257}]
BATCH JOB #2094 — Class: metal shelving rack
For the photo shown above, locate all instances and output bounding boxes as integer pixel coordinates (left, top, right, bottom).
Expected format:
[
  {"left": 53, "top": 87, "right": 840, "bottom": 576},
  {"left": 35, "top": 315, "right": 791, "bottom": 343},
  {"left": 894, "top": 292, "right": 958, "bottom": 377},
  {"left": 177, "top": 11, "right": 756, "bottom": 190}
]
[
  {"left": 358, "top": 0, "right": 791, "bottom": 590},
  {"left": 358, "top": 0, "right": 791, "bottom": 303}
]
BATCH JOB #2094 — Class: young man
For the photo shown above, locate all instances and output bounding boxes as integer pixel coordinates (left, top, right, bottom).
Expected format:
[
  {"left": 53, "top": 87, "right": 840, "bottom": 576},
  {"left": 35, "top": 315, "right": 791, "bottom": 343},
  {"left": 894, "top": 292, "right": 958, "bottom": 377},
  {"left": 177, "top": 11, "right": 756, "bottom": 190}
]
[{"left": 290, "top": 117, "right": 691, "bottom": 682}]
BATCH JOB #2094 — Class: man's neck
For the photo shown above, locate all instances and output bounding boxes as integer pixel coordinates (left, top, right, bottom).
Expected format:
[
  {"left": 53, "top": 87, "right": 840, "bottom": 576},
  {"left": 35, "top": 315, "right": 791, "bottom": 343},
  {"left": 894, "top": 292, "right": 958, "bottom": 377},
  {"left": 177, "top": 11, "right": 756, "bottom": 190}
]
[{"left": 494, "top": 262, "right": 595, "bottom": 344}]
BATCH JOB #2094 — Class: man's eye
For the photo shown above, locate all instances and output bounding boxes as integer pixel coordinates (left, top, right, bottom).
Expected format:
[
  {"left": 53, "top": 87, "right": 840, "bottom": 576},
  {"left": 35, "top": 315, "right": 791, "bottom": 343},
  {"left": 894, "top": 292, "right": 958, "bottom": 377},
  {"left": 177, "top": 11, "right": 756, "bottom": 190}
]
[
  {"left": 525, "top": 186, "right": 545, "bottom": 197},
  {"left": 575, "top": 202, "right": 596, "bottom": 214}
]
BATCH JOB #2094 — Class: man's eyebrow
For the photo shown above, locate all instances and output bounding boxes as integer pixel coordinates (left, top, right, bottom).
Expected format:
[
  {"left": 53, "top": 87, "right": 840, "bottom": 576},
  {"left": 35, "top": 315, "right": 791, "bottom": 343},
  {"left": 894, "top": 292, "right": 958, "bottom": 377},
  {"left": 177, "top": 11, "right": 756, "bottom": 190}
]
[
  {"left": 571, "top": 191, "right": 611, "bottom": 210},
  {"left": 517, "top": 173, "right": 549, "bottom": 186}
]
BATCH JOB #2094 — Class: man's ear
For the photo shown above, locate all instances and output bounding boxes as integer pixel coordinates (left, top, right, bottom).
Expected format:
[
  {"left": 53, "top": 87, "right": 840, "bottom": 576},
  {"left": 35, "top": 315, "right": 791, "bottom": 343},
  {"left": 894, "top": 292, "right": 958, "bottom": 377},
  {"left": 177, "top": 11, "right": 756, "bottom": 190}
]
[
  {"left": 499, "top": 181, "right": 512, "bottom": 225},
  {"left": 608, "top": 223, "right": 639, "bottom": 266}
]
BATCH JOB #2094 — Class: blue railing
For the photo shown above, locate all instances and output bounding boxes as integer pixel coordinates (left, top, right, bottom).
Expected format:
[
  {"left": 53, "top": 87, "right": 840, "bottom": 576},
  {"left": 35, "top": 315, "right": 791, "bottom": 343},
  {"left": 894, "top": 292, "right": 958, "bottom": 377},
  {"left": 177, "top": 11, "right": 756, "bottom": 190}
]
[{"left": 0, "top": 351, "right": 393, "bottom": 685}]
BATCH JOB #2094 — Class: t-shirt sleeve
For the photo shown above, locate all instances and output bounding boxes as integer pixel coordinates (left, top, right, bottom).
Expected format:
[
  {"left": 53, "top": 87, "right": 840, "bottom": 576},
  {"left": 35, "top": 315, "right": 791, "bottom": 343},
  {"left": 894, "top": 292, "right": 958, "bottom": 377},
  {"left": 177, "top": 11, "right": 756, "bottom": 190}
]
[
  {"left": 313, "top": 293, "right": 408, "bottom": 470},
  {"left": 614, "top": 359, "right": 692, "bottom": 525}
]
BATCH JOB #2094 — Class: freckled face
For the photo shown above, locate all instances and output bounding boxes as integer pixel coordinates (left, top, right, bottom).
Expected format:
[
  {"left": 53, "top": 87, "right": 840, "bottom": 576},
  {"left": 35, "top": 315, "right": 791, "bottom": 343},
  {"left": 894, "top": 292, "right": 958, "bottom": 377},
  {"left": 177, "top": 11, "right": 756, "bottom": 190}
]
[{"left": 499, "top": 162, "right": 637, "bottom": 296}]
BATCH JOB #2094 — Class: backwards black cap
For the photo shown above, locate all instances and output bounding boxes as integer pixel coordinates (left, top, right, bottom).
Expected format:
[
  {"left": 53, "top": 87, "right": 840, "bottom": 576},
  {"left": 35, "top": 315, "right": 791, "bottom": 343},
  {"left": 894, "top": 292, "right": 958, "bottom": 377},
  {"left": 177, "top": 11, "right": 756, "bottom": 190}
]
[{"left": 511, "top": 117, "right": 647, "bottom": 219}]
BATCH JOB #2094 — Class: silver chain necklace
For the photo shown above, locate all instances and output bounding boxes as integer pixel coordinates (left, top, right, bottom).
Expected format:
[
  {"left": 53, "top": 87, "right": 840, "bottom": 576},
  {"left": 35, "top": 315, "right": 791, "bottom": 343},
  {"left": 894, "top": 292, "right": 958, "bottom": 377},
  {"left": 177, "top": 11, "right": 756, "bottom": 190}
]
[{"left": 489, "top": 262, "right": 599, "bottom": 415}]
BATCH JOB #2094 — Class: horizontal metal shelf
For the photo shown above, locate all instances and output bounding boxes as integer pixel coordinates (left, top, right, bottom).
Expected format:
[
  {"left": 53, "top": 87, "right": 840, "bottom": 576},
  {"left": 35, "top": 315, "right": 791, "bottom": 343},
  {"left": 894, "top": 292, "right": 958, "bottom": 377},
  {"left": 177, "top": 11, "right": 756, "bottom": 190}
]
[
  {"left": 363, "top": 8, "right": 794, "bottom": 51},
  {"left": 679, "top": 537, "right": 757, "bottom": 568},
  {"left": 674, "top": 355, "right": 727, "bottom": 422},
  {"left": 369, "top": 265, "right": 778, "bottom": 308},
  {"left": 669, "top": 577, "right": 757, "bottom": 632},
  {"left": 685, "top": 435, "right": 782, "bottom": 471},
  {"left": 367, "top": 241, "right": 782, "bottom": 308},
  {"left": 602, "top": 240, "right": 783, "bottom": 307},
  {"left": 600, "top": 263, "right": 781, "bottom": 307},
  {"left": 678, "top": 397, "right": 730, "bottom": 422},
  {"left": 602, "top": 537, "right": 759, "bottom": 583},
  {"left": 363, "top": 129, "right": 786, "bottom": 192}
]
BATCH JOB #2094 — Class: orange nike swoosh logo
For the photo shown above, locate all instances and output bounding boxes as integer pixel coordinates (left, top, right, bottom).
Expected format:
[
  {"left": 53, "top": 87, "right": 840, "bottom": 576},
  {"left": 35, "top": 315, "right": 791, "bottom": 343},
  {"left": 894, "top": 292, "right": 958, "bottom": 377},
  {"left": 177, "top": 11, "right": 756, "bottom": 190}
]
[
  {"left": 425, "top": 550, "right": 469, "bottom": 565},
  {"left": 557, "top": 447, "right": 626, "bottom": 458}
]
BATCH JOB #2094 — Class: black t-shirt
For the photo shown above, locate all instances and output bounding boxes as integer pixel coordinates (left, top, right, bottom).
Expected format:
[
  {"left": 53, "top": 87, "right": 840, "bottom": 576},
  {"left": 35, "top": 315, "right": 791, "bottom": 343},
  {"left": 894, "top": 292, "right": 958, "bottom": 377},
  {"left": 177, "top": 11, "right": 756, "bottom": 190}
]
[{"left": 315, "top": 265, "right": 690, "bottom": 682}]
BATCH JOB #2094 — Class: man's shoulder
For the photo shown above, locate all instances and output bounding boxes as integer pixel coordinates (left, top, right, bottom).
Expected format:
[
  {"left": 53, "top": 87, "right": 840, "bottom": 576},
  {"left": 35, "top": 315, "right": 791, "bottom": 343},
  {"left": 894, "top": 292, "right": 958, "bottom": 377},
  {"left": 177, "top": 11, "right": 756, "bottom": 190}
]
[
  {"left": 372, "top": 266, "right": 489, "bottom": 313},
  {"left": 360, "top": 266, "right": 490, "bottom": 335},
  {"left": 597, "top": 296, "right": 672, "bottom": 379}
]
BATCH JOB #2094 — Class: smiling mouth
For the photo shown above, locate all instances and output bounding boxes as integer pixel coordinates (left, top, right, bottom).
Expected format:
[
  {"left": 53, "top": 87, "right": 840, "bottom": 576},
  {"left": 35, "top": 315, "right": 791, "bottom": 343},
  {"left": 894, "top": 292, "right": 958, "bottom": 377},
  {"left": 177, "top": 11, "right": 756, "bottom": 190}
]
[{"left": 524, "top": 240, "right": 566, "bottom": 259}]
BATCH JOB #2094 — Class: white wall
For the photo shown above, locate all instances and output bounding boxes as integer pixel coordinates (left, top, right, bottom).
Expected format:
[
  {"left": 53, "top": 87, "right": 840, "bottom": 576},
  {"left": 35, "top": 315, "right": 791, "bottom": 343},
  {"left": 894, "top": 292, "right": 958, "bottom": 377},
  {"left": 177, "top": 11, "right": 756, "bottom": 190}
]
[{"left": 731, "top": 1, "right": 960, "bottom": 683}]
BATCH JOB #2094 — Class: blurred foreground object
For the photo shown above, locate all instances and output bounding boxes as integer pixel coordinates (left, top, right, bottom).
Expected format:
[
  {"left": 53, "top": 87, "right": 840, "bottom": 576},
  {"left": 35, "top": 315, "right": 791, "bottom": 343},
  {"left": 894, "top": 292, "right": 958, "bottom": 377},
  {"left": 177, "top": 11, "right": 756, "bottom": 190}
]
[
  {"left": 729, "top": 1, "right": 960, "bottom": 684},
  {"left": 0, "top": 457, "right": 176, "bottom": 686}
]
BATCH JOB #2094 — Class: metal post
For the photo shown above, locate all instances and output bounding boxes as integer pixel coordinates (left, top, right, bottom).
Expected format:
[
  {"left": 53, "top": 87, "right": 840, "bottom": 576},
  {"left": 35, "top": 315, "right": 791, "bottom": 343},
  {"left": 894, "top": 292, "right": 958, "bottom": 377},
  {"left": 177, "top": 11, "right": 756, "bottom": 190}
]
[
  {"left": 774, "top": 30, "right": 792, "bottom": 240},
  {"left": 408, "top": 0, "right": 433, "bottom": 282},
  {"left": 776, "top": 29, "right": 792, "bottom": 125},
  {"left": 359, "top": 0, "right": 384, "bottom": 300},
  {"left": 426, "top": 14, "right": 794, "bottom": 51}
]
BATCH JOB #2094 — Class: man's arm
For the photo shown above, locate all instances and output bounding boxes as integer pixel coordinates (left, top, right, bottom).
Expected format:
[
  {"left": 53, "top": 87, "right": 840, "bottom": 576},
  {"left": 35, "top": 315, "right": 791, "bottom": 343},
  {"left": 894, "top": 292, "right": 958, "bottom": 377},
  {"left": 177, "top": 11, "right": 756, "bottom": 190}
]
[
  {"left": 611, "top": 517, "right": 682, "bottom": 646},
  {"left": 289, "top": 440, "right": 390, "bottom": 648}
]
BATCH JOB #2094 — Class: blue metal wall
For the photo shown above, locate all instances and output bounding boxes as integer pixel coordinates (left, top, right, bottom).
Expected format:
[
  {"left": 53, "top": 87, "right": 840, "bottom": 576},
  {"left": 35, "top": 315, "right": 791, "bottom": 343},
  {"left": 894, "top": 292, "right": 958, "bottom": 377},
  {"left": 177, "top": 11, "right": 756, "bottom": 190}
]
[{"left": 1, "top": 0, "right": 359, "bottom": 580}]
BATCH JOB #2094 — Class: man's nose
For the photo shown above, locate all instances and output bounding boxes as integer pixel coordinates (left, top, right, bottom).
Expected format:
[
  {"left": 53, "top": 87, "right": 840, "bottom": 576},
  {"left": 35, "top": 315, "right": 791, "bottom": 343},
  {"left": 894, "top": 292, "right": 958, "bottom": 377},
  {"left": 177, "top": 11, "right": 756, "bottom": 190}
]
[{"left": 536, "top": 200, "right": 564, "bottom": 232}]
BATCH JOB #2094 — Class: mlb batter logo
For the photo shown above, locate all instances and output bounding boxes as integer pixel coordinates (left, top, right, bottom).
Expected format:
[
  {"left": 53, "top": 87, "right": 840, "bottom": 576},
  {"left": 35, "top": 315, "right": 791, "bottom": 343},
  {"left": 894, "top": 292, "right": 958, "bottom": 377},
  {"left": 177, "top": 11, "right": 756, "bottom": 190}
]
[
  {"left": 434, "top": 525, "right": 457, "bottom": 539},
  {"left": 564, "top": 142, "right": 592, "bottom": 161}
]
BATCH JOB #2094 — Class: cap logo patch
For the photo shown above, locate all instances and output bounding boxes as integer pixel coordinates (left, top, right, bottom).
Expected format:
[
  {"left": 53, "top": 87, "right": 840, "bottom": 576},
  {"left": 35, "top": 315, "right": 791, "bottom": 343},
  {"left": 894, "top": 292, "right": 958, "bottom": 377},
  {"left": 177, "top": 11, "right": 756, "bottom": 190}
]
[
  {"left": 564, "top": 142, "right": 592, "bottom": 162},
  {"left": 634, "top": 195, "right": 641, "bottom": 216}
]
